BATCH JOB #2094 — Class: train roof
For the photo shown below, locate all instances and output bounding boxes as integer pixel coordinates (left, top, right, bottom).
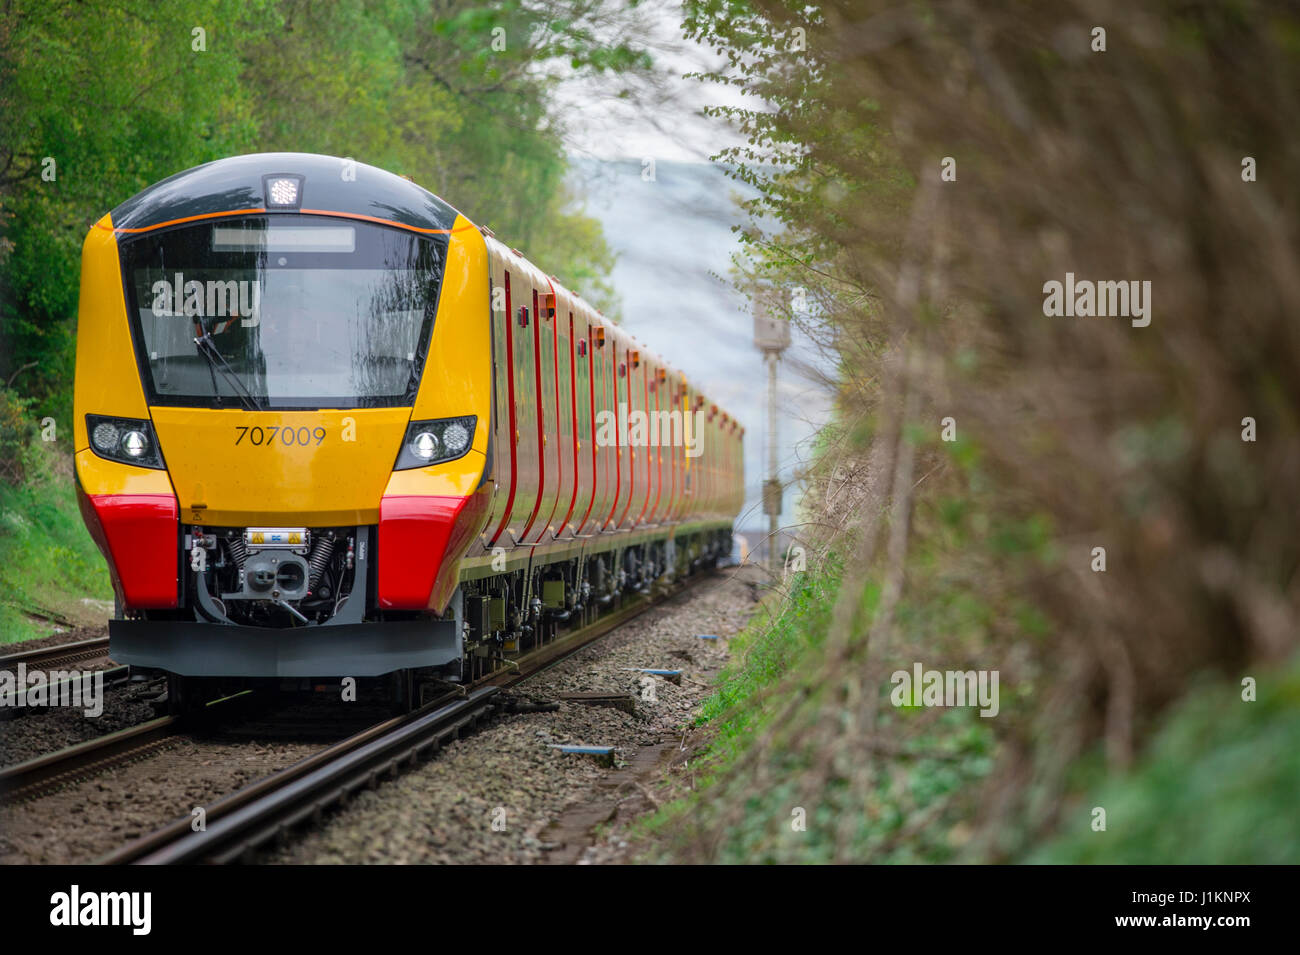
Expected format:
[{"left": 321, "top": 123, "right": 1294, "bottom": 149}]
[{"left": 109, "top": 152, "right": 461, "bottom": 234}]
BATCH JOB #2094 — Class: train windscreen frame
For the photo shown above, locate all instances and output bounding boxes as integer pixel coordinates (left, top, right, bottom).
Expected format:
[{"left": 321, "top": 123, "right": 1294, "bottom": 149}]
[{"left": 118, "top": 214, "right": 447, "bottom": 410}]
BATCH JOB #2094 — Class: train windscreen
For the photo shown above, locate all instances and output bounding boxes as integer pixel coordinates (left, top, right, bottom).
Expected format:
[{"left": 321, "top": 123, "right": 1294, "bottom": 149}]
[{"left": 119, "top": 215, "right": 446, "bottom": 409}]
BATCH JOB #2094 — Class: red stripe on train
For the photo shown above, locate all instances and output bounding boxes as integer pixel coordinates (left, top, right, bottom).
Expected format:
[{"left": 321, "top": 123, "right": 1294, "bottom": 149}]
[{"left": 77, "top": 489, "right": 179, "bottom": 609}]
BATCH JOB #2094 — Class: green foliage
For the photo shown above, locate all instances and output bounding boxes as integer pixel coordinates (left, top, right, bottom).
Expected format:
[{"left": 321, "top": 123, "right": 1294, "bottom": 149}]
[
  {"left": 0, "top": 387, "right": 36, "bottom": 485},
  {"left": 1, "top": 0, "right": 262, "bottom": 423},
  {"left": 658, "top": 0, "right": 1300, "bottom": 865},
  {"left": 1032, "top": 658, "right": 1300, "bottom": 864},
  {"left": 696, "top": 558, "right": 845, "bottom": 734},
  {"left": 0, "top": 440, "right": 113, "bottom": 642},
  {"left": 682, "top": 0, "right": 911, "bottom": 280},
  {"left": 642, "top": 554, "right": 998, "bottom": 864},
  {"left": 0, "top": 0, "right": 638, "bottom": 425},
  {"left": 642, "top": 439, "right": 1058, "bottom": 862}
]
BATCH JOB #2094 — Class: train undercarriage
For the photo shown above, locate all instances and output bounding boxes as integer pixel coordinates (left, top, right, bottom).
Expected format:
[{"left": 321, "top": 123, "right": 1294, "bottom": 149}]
[{"left": 115, "top": 527, "right": 732, "bottom": 715}]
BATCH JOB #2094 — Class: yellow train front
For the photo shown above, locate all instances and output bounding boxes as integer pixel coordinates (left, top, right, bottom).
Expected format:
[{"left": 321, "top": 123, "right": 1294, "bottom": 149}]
[{"left": 74, "top": 153, "right": 743, "bottom": 710}]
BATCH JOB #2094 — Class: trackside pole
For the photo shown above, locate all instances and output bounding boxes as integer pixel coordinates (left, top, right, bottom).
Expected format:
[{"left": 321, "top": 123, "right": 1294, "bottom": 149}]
[{"left": 753, "top": 296, "right": 790, "bottom": 576}]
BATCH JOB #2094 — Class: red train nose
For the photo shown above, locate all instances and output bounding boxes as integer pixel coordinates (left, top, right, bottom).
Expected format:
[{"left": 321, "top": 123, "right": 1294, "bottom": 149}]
[
  {"left": 76, "top": 483, "right": 179, "bottom": 610},
  {"left": 377, "top": 491, "right": 491, "bottom": 610}
]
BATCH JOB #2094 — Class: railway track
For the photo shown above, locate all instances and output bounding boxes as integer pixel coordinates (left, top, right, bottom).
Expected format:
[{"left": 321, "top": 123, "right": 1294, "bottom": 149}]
[
  {"left": 101, "top": 573, "right": 712, "bottom": 865},
  {"left": 0, "top": 716, "right": 181, "bottom": 804},
  {"left": 0, "top": 634, "right": 132, "bottom": 726},
  {"left": 0, "top": 635, "right": 113, "bottom": 672}
]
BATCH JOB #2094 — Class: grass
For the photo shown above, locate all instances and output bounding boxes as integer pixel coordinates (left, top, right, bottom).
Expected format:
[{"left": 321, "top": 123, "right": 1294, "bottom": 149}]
[
  {"left": 629, "top": 566, "right": 842, "bottom": 858},
  {"left": 0, "top": 440, "right": 114, "bottom": 643},
  {"left": 696, "top": 558, "right": 843, "bottom": 735},
  {"left": 638, "top": 555, "right": 998, "bottom": 863}
]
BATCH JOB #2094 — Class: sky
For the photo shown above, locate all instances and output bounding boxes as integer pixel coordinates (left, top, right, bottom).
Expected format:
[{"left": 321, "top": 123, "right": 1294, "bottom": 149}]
[
  {"left": 567, "top": 159, "right": 833, "bottom": 533},
  {"left": 551, "top": 2, "right": 835, "bottom": 532},
  {"left": 550, "top": 0, "right": 751, "bottom": 164}
]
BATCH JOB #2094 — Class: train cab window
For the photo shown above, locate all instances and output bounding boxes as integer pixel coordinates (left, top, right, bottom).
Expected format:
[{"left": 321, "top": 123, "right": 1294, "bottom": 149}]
[{"left": 119, "top": 215, "right": 446, "bottom": 409}]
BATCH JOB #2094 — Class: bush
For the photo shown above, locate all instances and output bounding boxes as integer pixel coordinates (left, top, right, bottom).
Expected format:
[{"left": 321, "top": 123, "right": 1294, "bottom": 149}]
[
  {"left": 0, "top": 434, "right": 113, "bottom": 642},
  {"left": 0, "top": 387, "right": 36, "bottom": 486}
]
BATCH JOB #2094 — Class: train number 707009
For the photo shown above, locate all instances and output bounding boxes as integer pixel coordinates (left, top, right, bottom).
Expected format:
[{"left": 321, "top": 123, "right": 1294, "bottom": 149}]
[{"left": 234, "top": 425, "right": 326, "bottom": 447}]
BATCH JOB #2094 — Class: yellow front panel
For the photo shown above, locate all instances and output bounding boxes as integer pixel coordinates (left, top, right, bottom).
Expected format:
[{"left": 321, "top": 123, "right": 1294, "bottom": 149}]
[
  {"left": 382, "top": 451, "right": 486, "bottom": 498},
  {"left": 413, "top": 217, "right": 492, "bottom": 453},
  {"left": 75, "top": 448, "right": 177, "bottom": 497},
  {"left": 73, "top": 216, "right": 149, "bottom": 451},
  {"left": 150, "top": 407, "right": 412, "bottom": 526}
]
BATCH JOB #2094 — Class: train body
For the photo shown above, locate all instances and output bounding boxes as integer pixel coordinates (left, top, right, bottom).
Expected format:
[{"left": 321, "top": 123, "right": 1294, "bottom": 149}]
[{"left": 72, "top": 153, "right": 742, "bottom": 699}]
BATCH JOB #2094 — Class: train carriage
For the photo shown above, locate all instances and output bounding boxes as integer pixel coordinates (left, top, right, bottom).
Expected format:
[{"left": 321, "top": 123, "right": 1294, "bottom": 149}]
[{"left": 73, "top": 153, "right": 742, "bottom": 709}]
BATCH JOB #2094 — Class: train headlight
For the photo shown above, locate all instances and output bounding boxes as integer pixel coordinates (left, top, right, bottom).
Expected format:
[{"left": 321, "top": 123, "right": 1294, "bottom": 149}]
[
  {"left": 120, "top": 430, "right": 150, "bottom": 458},
  {"left": 442, "top": 421, "right": 470, "bottom": 455},
  {"left": 268, "top": 178, "right": 298, "bottom": 205},
  {"left": 85, "top": 415, "right": 166, "bottom": 469},
  {"left": 411, "top": 431, "right": 440, "bottom": 460},
  {"left": 262, "top": 173, "right": 304, "bottom": 209},
  {"left": 394, "top": 416, "right": 476, "bottom": 470},
  {"left": 91, "top": 421, "right": 119, "bottom": 453}
]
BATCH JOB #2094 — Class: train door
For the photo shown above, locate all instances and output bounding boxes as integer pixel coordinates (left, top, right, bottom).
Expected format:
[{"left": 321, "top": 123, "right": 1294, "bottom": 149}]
[
  {"left": 612, "top": 342, "right": 634, "bottom": 529},
  {"left": 566, "top": 306, "right": 595, "bottom": 537},
  {"left": 663, "top": 374, "right": 684, "bottom": 525},
  {"left": 677, "top": 383, "right": 696, "bottom": 522},
  {"left": 614, "top": 346, "right": 637, "bottom": 528},
  {"left": 545, "top": 290, "right": 577, "bottom": 538},
  {"left": 596, "top": 327, "right": 622, "bottom": 533},
  {"left": 629, "top": 349, "right": 652, "bottom": 527},
  {"left": 483, "top": 252, "right": 514, "bottom": 546},
  {"left": 578, "top": 313, "right": 607, "bottom": 536},
  {"left": 487, "top": 265, "right": 539, "bottom": 546},
  {"left": 521, "top": 282, "right": 559, "bottom": 543},
  {"left": 647, "top": 364, "right": 666, "bottom": 525}
]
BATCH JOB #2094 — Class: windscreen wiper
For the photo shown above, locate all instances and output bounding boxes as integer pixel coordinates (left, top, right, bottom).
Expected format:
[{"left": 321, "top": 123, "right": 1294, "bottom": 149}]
[{"left": 192, "top": 328, "right": 261, "bottom": 411}]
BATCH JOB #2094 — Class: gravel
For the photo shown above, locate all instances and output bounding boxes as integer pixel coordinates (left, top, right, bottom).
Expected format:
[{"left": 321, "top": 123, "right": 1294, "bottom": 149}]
[
  {"left": 0, "top": 674, "right": 164, "bottom": 769},
  {"left": 0, "top": 621, "right": 158, "bottom": 769},
  {"left": 0, "top": 736, "right": 321, "bottom": 864},
  {"left": 267, "top": 564, "right": 762, "bottom": 864},
  {"left": 0, "top": 686, "right": 394, "bottom": 864}
]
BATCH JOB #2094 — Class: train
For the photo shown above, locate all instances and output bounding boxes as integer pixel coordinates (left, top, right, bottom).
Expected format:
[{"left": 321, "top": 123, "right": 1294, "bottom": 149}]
[{"left": 72, "top": 153, "right": 744, "bottom": 711}]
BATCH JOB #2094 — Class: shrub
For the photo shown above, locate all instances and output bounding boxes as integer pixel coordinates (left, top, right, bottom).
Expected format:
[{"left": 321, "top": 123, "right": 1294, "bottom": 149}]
[{"left": 0, "top": 387, "right": 35, "bottom": 486}]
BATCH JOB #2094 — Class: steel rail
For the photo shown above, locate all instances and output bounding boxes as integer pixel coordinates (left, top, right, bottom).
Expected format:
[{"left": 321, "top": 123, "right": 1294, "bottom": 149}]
[
  {"left": 102, "top": 573, "right": 712, "bottom": 865},
  {"left": 0, "top": 716, "right": 180, "bottom": 804},
  {"left": 0, "top": 635, "right": 113, "bottom": 672}
]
